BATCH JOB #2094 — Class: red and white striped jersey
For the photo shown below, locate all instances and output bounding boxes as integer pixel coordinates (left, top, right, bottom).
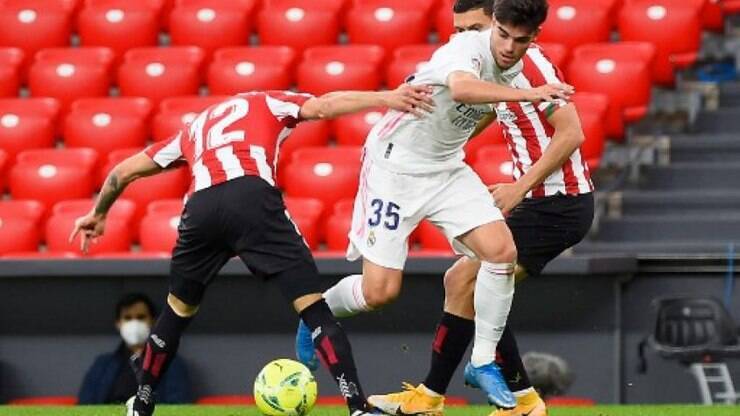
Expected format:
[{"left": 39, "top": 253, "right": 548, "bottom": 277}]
[
  {"left": 493, "top": 44, "right": 594, "bottom": 198},
  {"left": 145, "top": 91, "right": 313, "bottom": 195}
]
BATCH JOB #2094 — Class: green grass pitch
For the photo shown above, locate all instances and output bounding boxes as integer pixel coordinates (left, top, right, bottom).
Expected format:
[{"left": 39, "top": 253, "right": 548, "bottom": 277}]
[{"left": 1, "top": 405, "right": 739, "bottom": 416}]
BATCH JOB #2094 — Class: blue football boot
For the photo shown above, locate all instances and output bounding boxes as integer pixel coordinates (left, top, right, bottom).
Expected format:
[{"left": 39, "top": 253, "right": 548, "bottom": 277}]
[
  {"left": 295, "top": 319, "right": 320, "bottom": 372},
  {"left": 464, "top": 361, "right": 516, "bottom": 409}
]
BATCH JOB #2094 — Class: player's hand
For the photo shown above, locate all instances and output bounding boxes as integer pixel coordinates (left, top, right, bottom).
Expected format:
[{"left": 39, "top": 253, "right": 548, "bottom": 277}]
[
  {"left": 383, "top": 84, "right": 435, "bottom": 117},
  {"left": 525, "top": 83, "right": 574, "bottom": 103},
  {"left": 489, "top": 183, "right": 527, "bottom": 215},
  {"left": 68, "top": 213, "right": 106, "bottom": 254}
]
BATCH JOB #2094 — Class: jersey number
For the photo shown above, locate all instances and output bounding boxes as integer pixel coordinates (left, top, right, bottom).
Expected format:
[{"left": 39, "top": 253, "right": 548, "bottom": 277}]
[
  {"left": 190, "top": 97, "right": 249, "bottom": 157},
  {"left": 368, "top": 199, "right": 401, "bottom": 230}
]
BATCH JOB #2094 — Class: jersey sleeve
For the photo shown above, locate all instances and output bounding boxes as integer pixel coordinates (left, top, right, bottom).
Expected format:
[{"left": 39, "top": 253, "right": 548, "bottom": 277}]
[
  {"left": 427, "top": 32, "right": 486, "bottom": 84},
  {"left": 145, "top": 131, "right": 184, "bottom": 168},
  {"left": 524, "top": 46, "right": 569, "bottom": 115},
  {"left": 265, "top": 91, "right": 315, "bottom": 128}
]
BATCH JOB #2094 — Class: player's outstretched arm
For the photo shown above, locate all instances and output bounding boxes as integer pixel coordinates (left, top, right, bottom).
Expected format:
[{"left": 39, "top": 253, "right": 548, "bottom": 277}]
[
  {"left": 490, "top": 103, "right": 585, "bottom": 214},
  {"left": 69, "top": 152, "right": 164, "bottom": 253},
  {"left": 299, "top": 84, "right": 435, "bottom": 120},
  {"left": 448, "top": 71, "right": 574, "bottom": 105}
]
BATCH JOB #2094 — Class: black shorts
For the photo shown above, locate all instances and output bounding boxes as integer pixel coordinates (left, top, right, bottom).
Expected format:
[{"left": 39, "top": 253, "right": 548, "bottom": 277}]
[
  {"left": 506, "top": 192, "right": 594, "bottom": 277},
  {"left": 169, "top": 176, "right": 320, "bottom": 305}
]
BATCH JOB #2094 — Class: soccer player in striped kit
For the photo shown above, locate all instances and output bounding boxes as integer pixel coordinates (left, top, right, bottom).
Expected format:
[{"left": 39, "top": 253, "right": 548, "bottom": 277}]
[
  {"left": 368, "top": 1, "right": 594, "bottom": 415},
  {"left": 69, "top": 85, "right": 436, "bottom": 416}
]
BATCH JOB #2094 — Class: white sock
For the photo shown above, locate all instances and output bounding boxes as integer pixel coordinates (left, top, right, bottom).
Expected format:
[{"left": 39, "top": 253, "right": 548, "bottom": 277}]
[
  {"left": 470, "top": 261, "right": 515, "bottom": 367},
  {"left": 322, "top": 274, "right": 371, "bottom": 318}
]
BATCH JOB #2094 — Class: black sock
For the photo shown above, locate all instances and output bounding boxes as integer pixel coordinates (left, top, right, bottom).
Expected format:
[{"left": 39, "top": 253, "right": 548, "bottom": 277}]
[
  {"left": 300, "top": 300, "right": 368, "bottom": 412},
  {"left": 497, "top": 326, "right": 532, "bottom": 392},
  {"left": 422, "top": 312, "right": 474, "bottom": 395},
  {"left": 136, "top": 303, "right": 192, "bottom": 408}
]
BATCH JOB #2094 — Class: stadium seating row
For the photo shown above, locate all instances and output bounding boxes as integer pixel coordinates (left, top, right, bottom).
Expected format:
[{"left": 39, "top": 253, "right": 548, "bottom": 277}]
[
  {"left": 0, "top": 41, "right": 652, "bottom": 143},
  {"left": 0, "top": 196, "right": 455, "bottom": 256},
  {"left": 0, "top": 0, "right": 725, "bottom": 88}
]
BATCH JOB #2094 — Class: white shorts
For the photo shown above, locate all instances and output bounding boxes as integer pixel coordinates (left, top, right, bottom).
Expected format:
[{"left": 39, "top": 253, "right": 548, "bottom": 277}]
[{"left": 347, "top": 156, "right": 504, "bottom": 270}]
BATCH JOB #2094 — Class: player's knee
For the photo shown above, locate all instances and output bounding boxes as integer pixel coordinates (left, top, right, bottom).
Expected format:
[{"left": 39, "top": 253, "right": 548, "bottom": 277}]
[
  {"left": 443, "top": 265, "right": 474, "bottom": 300},
  {"left": 362, "top": 278, "right": 401, "bottom": 309},
  {"left": 478, "top": 239, "right": 517, "bottom": 265},
  {"left": 167, "top": 293, "right": 199, "bottom": 318}
]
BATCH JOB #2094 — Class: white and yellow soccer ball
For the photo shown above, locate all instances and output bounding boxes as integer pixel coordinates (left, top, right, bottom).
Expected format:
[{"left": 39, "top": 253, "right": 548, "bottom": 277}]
[{"left": 254, "top": 358, "right": 318, "bottom": 416}]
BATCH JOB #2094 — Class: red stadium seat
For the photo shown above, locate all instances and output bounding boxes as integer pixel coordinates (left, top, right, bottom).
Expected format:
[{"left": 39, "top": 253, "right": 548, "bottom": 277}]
[
  {"left": 101, "top": 148, "right": 190, "bottom": 222},
  {"left": 435, "top": 0, "right": 455, "bottom": 43},
  {"left": 0, "top": 216, "right": 41, "bottom": 255},
  {"left": 416, "top": 219, "right": 452, "bottom": 252},
  {"left": 464, "top": 122, "right": 505, "bottom": 165},
  {"left": 0, "top": 1, "right": 72, "bottom": 76},
  {"left": 571, "top": 92, "right": 609, "bottom": 170},
  {"left": 29, "top": 48, "right": 114, "bottom": 112},
  {"left": 346, "top": 1, "right": 430, "bottom": 53},
  {"left": 118, "top": 47, "right": 205, "bottom": 106},
  {"left": 385, "top": 44, "right": 438, "bottom": 89},
  {"left": 139, "top": 211, "right": 181, "bottom": 252},
  {"left": 472, "top": 145, "right": 515, "bottom": 186},
  {"left": 539, "top": 1, "right": 611, "bottom": 51},
  {"left": 567, "top": 42, "right": 655, "bottom": 139},
  {"left": 281, "top": 146, "right": 362, "bottom": 210},
  {"left": 0, "top": 98, "right": 60, "bottom": 162},
  {"left": 207, "top": 47, "right": 297, "bottom": 95},
  {"left": 2, "top": 251, "right": 80, "bottom": 259},
  {"left": 702, "top": 0, "right": 724, "bottom": 32},
  {"left": 331, "top": 108, "right": 385, "bottom": 146},
  {"left": 619, "top": 0, "right": 702, "bottom": 86},
  {"left": 0, "top": 48, "right": 23, "bottom": 97},
  {"left": 297, "top": 45, "right": 385, "bottom": 95},
  {"left": 257, "top": 1, "right": 340, "bottom": 54},
  {"left": 146, "top": 199, "right": 184, "bottom": 215},
  {"left": 63, "top": 97, "right": 152, "bottom": 163},
  {"left": 277, "top": 120, "right": 331, "bottom": 174},
  {"left": 536, "top": 42, "right": 569, "bottom": 70},
  {"left": 0, "top": 149, "right": 7, "bottom": 191},
  {"left": 46, "top": 199, "right": 136, "bottom": 254},
  {"left": 10, "top": 148, "right": 98, "bottom": 210},
  {"left": 0, "top": 200, "right": 46, "bottom": 224},
  {"left": 284, "top": 196, "right": 324, "bottom": 249},
  {"left": 324, "top": 199, "right": 353, "bottom": 251},
  {"left": 152, "top": 95, "right": 229, "bottom": 141},
  {"left": 169, "top": 0, "right": 255, "bottom": 58},
  {"left": 78, "top": 1, "right": 160, "bottom": 60}
]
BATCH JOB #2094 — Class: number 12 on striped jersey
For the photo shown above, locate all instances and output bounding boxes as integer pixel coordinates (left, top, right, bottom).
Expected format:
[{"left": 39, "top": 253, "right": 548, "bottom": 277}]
[
  {"left": 368, "top": 199, "right": 401, "bottom": 230},
  {"left": 189, "top": 97, "right": 249, "bottom": 158}
]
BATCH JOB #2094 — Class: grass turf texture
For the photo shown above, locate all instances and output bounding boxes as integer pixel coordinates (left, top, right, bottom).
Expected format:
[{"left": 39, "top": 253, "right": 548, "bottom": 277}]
[{"left": 1, "top": 406, "right": 739, "bottom": 416}]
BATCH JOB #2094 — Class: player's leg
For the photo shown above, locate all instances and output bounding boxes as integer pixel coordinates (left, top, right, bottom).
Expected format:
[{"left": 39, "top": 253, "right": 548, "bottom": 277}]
[
  {"left": 128, "top": 189, "right": 232, "bottom": 416},
  {"left": 368, "top": 256, "right": 478, "bottom": 416},
  {"left": 489, "top": 193, "right": 594, "bottom": 416},
  {"left": 297, "top": 158, "right": 419, "bottom": 370},
  {"left": 234, "top": 179, "right": 382, "bottom": 415}
]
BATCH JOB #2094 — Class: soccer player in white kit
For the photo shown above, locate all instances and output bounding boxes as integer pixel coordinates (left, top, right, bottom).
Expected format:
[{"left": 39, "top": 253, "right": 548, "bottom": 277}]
[{"left": 295, "top": 1, "right": 572, "bottom": 410}]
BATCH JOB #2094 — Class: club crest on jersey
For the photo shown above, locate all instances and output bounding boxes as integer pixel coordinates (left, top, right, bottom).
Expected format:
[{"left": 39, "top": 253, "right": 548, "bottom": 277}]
[
  {"left": 471, "top": 56, "right": 482, "bottom": 72},
  {"left": 367, "top": 231, "right": 376, "bottom": 247}
]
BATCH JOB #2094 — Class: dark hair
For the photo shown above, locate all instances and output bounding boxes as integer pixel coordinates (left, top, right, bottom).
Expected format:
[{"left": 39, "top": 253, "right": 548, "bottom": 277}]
[
  {"left": 453, "top": 0, "right": 494, "bottom": 17},
  {"left": 115, "top": 293, "right": 157, "bottom": 320},
  {"left": 494, "top": 0, "right": 549, "bottom": 32}
]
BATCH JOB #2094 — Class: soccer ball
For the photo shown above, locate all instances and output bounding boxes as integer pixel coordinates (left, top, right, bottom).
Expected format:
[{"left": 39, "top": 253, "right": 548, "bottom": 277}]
[{"left": 254, "top": 358, "right": 318, "bottom": 416}]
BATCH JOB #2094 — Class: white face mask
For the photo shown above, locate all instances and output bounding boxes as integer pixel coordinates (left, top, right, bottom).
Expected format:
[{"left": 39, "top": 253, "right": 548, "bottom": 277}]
[{"left": 120, "top": 320, "right": 151, "bottom": 347}]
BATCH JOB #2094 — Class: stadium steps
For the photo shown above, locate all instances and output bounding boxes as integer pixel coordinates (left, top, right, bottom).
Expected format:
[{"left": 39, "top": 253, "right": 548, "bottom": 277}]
[
  {"left": 692, "top": 107, "right": 740, "bottom": 132},
  {"left": 667, "top": 134, "right": 740, "bottom": 162},
  {"left": 593, "top": 212, "right": 740, "bottom": 242},
  {"left": 574, "top": 240, "right": 740, "bottom": 255},
  {"left": 607, "top": 190, "right": 740, "bottom": 216},
  {"left": 717, "top": 81, "right": 740, "bottom": 107},
  {"left": 633, "top": 162, "right": 740, "bottom": 190}
]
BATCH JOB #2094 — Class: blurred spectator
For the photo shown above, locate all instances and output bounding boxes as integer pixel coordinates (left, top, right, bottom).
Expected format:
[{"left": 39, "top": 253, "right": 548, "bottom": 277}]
[
  {"left": 522, "top": 351, "right": 575, "bottom": 398},
  {"left": 78, "top": 293, "right": 192, "bottom": 404}
]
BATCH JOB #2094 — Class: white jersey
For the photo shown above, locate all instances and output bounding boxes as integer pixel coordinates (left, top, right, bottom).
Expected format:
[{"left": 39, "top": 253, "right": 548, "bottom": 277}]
[{"left": 364, "top": 29, "right": 523, "bottom": 174}]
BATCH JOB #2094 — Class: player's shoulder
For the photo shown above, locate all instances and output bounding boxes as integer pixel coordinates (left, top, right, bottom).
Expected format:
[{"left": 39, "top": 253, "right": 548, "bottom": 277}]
[
  {"left": 521, "top": 44, "right": 563, "bottom": 84},
  {"left": 447, "top": 29, "right": 491, "bottom": 49}
]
